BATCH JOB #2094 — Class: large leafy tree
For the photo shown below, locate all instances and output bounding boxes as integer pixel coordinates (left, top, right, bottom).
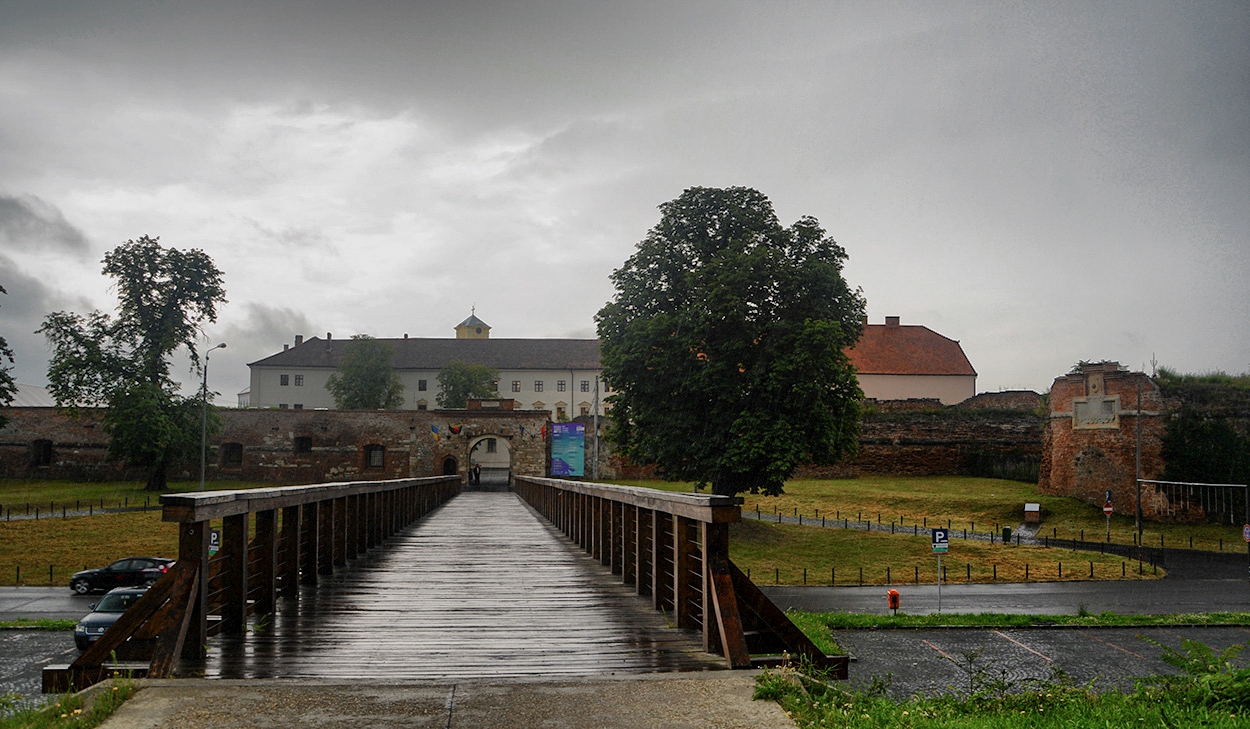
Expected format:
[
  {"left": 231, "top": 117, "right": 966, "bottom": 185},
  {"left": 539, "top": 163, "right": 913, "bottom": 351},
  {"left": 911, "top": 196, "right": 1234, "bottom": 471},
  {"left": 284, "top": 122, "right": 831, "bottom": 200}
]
[
  {"left": 596, "top": 186, "right": 866, "bottom": 497},
  {"left": 39, "top": 236, "right": 226, "bottom": 491},
  {"left": 0, "top": 285, "right": 16, "bottom": 429},
  {"left": 325, "top": 335, "right": 405, "bottom": 409},
  {"left": 436, "top": 360, "right": 499, "bottom": 408}
]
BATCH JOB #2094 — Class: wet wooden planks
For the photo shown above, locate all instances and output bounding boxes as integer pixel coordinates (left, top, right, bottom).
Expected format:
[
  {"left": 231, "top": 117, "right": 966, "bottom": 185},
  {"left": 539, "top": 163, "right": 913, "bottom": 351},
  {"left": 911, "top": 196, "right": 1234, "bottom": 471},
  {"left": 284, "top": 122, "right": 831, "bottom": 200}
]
[{"left": 197, "top": 491, "right": 725, "bottom": 680}]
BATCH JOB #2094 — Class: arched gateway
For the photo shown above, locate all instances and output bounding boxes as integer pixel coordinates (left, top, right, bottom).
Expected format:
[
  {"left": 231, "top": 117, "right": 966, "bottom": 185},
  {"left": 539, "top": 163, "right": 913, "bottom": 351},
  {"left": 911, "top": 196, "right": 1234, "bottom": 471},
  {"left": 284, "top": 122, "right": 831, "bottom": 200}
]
[{"left": 467, "top": 434, "right": 512, "bottom": 490}]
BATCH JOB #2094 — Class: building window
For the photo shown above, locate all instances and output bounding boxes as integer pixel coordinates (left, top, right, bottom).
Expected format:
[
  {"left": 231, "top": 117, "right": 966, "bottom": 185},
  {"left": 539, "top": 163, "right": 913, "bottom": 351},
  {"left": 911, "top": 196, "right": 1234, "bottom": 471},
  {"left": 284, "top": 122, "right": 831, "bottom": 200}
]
[
  {"left": 417, "top": 400, "right": 428, "bottom": 410},
  {"left": 532, "top": 401, "right": 545, "bottom": 410},
  {"left": 581, "top": 380, "right": 590, "bottom": 392},
  {"left": 557, "top": 380, "right": 567, "bottom": 392},
  {"left": 485, "top": 438, "right": 497, "bottom": 454},
  {"left": 280, "top": 374, "right": 290, "bottom": 386},
  {"left": 30, "top": 439, "right": 53, "bottom": 467},
  {"left": 534, "top": 381, "right": 544, "bottom": 392},
  {"left": 580, "top": 406, "right": 590, "bottom": 416},
  {"left": 556, "top": 405, "right": 567, "bottom": 420},
  {"left": 511, "top": 380, "right": 521, "bottom": 392},
  {"left": 418, "top": 379, "right": 427, "bottom": 391},
  {"left": 364, "top": 444, "right": 385, "bottom": 469},
  {"left": 221, "top": 442, "right": 243, "bottom": 467},
  {"left": 293, "top": 404, "right": 303, "bottom": 410},
  {"left": 294, "top": 374, "right": 304, "bottom": 386},
  {"left": 294, "top": 436, "right": 312, "bottom": 455},
  {"left": 278, "top": 404, "right": 289, "bottom": 409}
]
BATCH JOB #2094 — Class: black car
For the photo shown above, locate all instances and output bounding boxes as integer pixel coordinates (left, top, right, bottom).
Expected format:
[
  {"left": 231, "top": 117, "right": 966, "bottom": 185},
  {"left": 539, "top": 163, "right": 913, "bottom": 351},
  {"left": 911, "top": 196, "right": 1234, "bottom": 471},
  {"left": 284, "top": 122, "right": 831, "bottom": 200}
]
[
  {"left": 74, "top": 586, "right": 146, "bottom": 650},
  {"left": 69, "top": 556, "right": 174, "bottom": 594}
]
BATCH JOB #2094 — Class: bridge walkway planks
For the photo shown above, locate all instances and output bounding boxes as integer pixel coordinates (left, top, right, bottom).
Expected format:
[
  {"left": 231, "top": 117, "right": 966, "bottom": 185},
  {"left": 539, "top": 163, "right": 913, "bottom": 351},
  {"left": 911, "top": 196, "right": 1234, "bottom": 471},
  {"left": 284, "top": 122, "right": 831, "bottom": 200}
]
[{"left": 192, "top": 491, "right": 726, "bottom": 680}]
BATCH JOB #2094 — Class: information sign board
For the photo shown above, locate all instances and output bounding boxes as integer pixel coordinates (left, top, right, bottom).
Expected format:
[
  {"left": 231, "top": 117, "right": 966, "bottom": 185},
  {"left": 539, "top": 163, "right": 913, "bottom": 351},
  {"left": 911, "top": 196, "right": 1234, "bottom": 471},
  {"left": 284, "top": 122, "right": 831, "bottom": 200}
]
[{"left": 931, "top": 528, "right": 949, "bottom": 554}]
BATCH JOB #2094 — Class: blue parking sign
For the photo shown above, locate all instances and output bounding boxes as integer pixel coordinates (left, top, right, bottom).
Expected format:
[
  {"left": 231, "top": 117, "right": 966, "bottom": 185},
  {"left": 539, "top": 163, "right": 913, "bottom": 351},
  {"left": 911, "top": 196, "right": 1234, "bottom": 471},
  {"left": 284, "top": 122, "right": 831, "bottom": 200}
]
[{"left": 931, "top": 528, "right": 949, "bottom": 554}]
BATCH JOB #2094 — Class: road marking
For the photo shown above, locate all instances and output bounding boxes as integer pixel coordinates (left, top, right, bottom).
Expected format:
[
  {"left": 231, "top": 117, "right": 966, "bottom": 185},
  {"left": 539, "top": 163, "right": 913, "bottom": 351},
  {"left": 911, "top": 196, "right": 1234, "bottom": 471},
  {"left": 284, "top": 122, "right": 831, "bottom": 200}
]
[
  {"left": 991, "top": 630, "right": 1052, "bottom": 662},
  {"left": 921, "top": 639, "right": 955, "bottom": 662},
  {"left": 1079, "top": 631, "right": 1146, "bottom": 659}
]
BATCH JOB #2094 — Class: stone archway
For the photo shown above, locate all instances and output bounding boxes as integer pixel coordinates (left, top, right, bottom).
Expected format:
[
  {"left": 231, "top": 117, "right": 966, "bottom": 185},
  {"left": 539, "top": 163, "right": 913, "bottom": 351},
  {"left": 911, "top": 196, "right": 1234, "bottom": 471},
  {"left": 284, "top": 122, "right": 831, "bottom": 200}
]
[
  {"left": 468, "top": 435, "right": 512, "bottom": 490},
  {"left": 441, "top": 456, "right": 458, "bottom": 476}
]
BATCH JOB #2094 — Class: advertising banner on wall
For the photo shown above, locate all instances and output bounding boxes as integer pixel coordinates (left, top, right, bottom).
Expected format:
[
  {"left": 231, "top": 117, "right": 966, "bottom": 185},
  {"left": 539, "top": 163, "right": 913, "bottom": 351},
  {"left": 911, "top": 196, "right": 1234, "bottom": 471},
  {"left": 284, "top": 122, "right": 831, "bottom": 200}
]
[{"left": 551, "top": 422, "right": 585, "bottom": 477}]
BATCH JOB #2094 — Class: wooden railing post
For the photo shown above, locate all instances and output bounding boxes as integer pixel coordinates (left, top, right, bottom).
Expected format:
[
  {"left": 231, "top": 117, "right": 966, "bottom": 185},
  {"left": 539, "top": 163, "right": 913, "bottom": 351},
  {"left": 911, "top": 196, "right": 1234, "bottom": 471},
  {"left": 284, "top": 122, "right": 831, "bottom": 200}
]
[
  {"left": 300, "top": 502, "right": 319, "bottom": 585},
  {"left": 253, "top": 509, "right": 278, "bottom": 616},
  {"left": 220, "top": 513, "right": 248, "bottom": 635},
  {"left": 332, "top": 497, "right": 347, "bottom": 567},
  {"left": 179, "top": 520, "right": 209, "bottom": 659},
  {"left": 317, "top": 499, "right": 334, "bottom": 575},
  {"left": 279, "top": 505, "right": 300, "bottom": 598}
]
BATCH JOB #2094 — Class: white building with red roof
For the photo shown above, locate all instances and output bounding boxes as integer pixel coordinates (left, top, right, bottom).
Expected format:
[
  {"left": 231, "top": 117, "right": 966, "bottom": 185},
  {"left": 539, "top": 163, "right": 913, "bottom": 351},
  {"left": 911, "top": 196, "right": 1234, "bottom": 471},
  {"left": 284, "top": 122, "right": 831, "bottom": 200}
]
[{"left": 846, "top": 316, "right": 977, "bottom": 405}]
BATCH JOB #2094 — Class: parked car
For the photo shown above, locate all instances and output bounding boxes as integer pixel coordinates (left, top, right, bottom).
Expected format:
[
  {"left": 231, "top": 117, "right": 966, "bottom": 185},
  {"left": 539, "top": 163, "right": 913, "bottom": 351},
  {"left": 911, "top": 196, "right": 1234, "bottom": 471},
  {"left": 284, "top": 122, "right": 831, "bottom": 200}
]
[
  {"left": 74, "top": 586, "right": 147, "bottom": 650},
  {"left": 68, "top": 557, "right": 174, "bottom": 594}
]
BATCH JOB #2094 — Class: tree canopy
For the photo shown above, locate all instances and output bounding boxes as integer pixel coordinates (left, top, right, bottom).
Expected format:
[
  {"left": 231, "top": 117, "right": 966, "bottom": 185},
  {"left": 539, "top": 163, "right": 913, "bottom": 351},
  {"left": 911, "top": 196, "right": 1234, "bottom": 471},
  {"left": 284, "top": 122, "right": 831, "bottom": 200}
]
[
  {"left": 0, "top": 285, "right": 16, "bottom": 429},
  {"left": 325, "top": 335, "right": 405, "bottom": 409},
  {"left": 596, "top": 186, "right": 865, "bottom": 497},
  {"left": 39, "top": 236, "right": 226, "bottom": 491},
  {"left": 436, "top": 360, "right": 499, "bottom": 408}
]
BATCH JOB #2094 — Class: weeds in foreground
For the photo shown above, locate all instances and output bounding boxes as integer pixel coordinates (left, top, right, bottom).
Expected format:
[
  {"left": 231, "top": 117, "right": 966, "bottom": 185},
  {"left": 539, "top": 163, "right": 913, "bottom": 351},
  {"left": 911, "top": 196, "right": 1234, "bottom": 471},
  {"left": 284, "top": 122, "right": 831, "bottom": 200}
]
[
  {"left": 0, "top": 676, "right": 138, "bottom": 728},
  {"left": 756, "top": 639, "right": 1250, "bottom": 728}
]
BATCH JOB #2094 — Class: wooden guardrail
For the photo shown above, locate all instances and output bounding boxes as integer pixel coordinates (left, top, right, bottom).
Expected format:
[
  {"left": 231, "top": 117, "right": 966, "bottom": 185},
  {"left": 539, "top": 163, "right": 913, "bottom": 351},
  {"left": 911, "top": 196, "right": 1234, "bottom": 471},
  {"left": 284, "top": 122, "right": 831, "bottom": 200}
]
[
  {"left": 43, "top": 476, "right": 460, "bottom": 693},
  {"left": 513, "top": 476, "right": 848, "bottom": 676}
]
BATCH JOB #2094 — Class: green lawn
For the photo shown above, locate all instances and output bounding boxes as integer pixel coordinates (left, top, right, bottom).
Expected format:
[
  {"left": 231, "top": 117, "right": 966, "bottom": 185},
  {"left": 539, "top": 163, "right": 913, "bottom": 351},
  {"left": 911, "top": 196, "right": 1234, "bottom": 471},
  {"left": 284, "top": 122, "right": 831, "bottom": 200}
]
[{"left": 614, "top": 476, "right": 1248, "bottom": 553}]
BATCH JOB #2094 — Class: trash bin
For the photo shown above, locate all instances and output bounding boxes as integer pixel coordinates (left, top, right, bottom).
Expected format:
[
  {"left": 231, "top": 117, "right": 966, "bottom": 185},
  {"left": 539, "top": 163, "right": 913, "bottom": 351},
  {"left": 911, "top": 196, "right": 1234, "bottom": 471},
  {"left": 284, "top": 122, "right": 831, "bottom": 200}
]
[{"left": 1002, "top": 526, "right": 1012, "bottom": 542}]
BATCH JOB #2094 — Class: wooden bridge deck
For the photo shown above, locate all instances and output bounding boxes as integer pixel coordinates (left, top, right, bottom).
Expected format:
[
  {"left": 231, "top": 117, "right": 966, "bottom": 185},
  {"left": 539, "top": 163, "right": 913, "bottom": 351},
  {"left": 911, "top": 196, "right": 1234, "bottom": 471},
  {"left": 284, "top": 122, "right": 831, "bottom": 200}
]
[{"left": 192, "top": 491, "right": 726, "bottom": 680}]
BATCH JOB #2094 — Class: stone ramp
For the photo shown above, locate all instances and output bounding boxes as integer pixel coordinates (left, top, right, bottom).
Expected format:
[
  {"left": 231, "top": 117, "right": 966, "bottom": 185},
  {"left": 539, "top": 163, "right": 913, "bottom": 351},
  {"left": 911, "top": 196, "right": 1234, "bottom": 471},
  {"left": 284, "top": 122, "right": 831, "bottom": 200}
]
[{"left": 99, "top": 673, "right": 793, "bottom": 729}]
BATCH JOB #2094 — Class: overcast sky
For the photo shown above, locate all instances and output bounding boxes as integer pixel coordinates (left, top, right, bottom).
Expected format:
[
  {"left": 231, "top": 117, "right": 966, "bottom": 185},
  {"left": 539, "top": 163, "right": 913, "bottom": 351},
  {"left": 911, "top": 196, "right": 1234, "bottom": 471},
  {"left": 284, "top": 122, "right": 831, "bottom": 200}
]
[{"left": 1, "top": 1, "right": 1246, "bottom": 405}]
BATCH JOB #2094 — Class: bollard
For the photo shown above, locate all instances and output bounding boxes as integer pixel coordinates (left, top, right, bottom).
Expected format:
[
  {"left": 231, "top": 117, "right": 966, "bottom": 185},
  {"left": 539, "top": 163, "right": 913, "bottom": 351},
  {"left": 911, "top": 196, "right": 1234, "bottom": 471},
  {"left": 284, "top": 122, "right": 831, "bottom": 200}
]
[
  {"left": 887, "top": 588, "right": 900, "bottom": 614},
  {"left": 831, "top": 567, "right": 835, "bottom": 586},
  {"left": 859, "top": 567, "right": 863, "bottom": 586},
  {"left": 775, "top": 568, "right": 779, "bottom": 584},
  {"left": 1059, "top": 562, "right": 1063, "bottom": 578},
  {"left": 886, "top": 566, "right": 890, "bottom": 584},
  {"left": 993, "top": 564, "right": 997, "bottom": 581},
  {"left": 49, "top": 565, "right": 54, "bottom": 584},
  {"left": 1089, "top": 561, "right": 1094, "bottom": 578},
  {"left": 15, "top": 565, "right": 19, "bottom": 583},
  {"left": 914, "top": 566, "right": 919, "bottom": 583},
  {"left": 803, "top": 567, "right": 807, "bottom": 585}
]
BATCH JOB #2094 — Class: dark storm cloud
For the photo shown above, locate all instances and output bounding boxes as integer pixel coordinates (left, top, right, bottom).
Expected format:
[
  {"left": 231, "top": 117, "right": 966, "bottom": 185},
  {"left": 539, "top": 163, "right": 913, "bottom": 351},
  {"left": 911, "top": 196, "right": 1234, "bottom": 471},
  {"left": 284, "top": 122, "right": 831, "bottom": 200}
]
[
  {"left": 0, "top": 254, "right": 94, "bottom": 385},
  {"left": 0, "top": 195, "right": 89, "bottom": 252}
]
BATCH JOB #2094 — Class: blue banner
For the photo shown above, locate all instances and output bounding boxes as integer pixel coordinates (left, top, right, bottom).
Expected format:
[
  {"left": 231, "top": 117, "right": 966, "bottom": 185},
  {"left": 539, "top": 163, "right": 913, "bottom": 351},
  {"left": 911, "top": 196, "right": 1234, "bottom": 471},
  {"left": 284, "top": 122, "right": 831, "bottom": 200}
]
[{"left": 551, "top": 422, "right": 585, "bottom": 477}]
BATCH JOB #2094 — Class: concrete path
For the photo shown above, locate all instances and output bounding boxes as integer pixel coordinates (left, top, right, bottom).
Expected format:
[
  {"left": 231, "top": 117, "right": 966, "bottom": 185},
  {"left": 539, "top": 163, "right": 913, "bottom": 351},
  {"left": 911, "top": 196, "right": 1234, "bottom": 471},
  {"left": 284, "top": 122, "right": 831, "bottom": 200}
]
[{"left": 98, "top": 673, "right": 793, "bottom": 729}]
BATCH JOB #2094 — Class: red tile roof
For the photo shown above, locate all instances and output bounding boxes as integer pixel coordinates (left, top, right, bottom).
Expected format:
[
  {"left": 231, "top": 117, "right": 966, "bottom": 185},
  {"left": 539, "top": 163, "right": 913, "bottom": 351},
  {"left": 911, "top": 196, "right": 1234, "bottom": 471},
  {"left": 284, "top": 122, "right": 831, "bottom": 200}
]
[{"left": 846, "top": 324, "right": 976, "bottom": 376}]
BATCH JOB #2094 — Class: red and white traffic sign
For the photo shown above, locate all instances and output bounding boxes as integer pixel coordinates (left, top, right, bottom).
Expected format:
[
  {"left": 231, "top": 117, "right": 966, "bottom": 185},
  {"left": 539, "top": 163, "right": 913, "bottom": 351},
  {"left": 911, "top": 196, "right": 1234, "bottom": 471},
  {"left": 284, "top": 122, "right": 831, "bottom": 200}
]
[
  {"left": 1242, "top": 524, "right": 1250, "bottom": 543},
  {"left": 1103, "top": 502, "right": 1113, "bottom": 516}
]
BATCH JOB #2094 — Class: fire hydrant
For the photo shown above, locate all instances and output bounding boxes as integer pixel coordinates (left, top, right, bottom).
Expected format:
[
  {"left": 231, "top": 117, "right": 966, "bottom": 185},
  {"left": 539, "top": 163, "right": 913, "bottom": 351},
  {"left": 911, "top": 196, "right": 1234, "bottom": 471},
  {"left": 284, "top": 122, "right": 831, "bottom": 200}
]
[{"left": 887, "top": 588, "right": 901, "bottom": 615}]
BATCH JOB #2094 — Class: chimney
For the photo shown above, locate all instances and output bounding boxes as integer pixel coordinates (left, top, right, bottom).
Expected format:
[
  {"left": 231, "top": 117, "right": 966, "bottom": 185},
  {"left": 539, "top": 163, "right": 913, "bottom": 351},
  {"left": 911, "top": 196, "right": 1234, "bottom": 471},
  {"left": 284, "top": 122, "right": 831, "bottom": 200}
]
[
  {"left": 295, "top": 334, "right": 303, "bottom": 346},
  {"left": 861, "top": 315, "right": 868, "bottom": 325},
  {"left": 283, "top": 344, "right": 289, "bottom": 351},
  {"left": 404, "top": 333, "right": 409, "bottom": 339},
  {"left": 885, "top": 316, "right": 900, "bottom": 327},
  {"left": 327, "top": 332, "right": 333, "bottom": 340}
]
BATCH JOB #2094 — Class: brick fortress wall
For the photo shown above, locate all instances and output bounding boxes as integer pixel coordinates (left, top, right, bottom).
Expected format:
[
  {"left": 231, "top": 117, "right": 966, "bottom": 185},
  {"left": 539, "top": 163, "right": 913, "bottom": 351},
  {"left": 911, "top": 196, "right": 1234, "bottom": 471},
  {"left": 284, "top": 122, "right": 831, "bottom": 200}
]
[
  {"left": 795, "top": 392, "right": 1046, "bottom": 479},
  {"left": 0, "top": 407, "right": 551, "bottom": 484},
  {"left": 1038, "top": 363, "right": 1169, "bottom": 514}
]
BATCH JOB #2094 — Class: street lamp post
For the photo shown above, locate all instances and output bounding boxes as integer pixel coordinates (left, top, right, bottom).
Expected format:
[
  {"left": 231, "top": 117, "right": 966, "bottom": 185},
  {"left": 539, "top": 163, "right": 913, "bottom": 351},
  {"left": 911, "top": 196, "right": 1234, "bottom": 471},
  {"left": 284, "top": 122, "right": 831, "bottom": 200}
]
[{"left": 200, "top": 342, "right": 227, "bottom": 492}]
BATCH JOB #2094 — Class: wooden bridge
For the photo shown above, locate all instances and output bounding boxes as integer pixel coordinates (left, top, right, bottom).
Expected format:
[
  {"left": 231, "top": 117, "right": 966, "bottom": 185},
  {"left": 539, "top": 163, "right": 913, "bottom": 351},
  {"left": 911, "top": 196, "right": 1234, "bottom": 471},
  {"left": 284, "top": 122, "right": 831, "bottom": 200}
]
[{"left": 45, "top": 476, "right": 845, "bottom": 692}]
